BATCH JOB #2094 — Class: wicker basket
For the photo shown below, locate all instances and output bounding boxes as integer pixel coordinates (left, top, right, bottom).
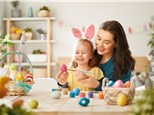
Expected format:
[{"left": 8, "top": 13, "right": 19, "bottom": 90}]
[
  {"left": 0, "top": 51, "right": 34, "bottom": 96},
  {"left": 103, "top": 87, "right": 135, "bottom": 105},
  {"left": 102, "top": 78, "right": 135, "bottom": 105}
]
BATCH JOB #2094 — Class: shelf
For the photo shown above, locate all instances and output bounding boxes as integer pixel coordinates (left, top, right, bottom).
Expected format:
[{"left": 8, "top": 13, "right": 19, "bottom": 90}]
[
  {"left": 3, "top": 17, "right": 55, "bottom": 77},
  {"left": 3, "top": 17, "right": 56, "bottom": 21},
  {"left": 11, "top": 40, "right": 56, "bottom": 44},
  {"left": 12, "top": 62, "right": 57, "bottom": 66}
]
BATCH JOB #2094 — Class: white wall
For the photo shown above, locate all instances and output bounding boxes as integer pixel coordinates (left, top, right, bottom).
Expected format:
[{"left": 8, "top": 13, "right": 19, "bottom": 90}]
[
  {"left": 0, "top": 1, "right": 6, "bottom": 33},
  {"left": 3, "top": 2, "right": 154, "bottom": 62}
]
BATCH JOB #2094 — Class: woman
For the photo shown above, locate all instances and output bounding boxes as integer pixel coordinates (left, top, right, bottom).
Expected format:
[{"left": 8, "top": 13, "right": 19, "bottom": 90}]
[{"left": 56, "top": 20, "right": 135, "bottom": 91}]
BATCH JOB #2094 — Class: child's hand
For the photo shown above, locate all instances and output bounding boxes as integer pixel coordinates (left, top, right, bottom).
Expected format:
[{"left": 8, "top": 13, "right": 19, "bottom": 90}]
[
  {"left": 55, "top": 70, "right": 68, "bottom": 85},
  {"left": 75, "top": 69, "right": 87, "bottom": 80},
  {"left": 77, "top": 74, "right": 99, "bottom": 88}
]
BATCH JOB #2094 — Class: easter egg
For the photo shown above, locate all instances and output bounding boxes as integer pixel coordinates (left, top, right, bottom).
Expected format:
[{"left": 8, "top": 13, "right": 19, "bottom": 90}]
[
  {"left": 27, "top": 99, "right": 39, "bottom": 109},
  {"left": 60, "top": 64, "right": 67, "bottom": 72},
  {"left": 73, "top": 88, "right": 80, "bottom": 96},
  {"left": 51, "top": 91, "right": 61, "bottom": 99},
  {"left": 113, "top": 80, "right": 123, "bottom": 88},
  {"left": 9, "top": 64, "right": 17, "bottom": 71},
  {"left": 106, "top": 81, "right": 114, "bottom": 87},
  {"left": 123, "top": 81, "right": 131, "bottom": 88},
  {"left": 78, "top": 97, "right": 90, "bottom": 107},
  {"left": 12, "top": 99, "right": 24, "bottom": 108},
  {"left": 24, "top": 73, "right": 33, "bottom": 82},
  {"left": 117, "top": 93, "right": 127, "bottom": 106},
  {"left": 16, "top": 72, "right": 24, "bottom": 82}
]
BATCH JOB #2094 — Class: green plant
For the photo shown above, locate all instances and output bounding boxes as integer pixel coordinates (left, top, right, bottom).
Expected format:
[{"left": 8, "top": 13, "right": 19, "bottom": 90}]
[
  {"left": 39, "top": 6, "right": 50, "bottom": 11},
  {"left": 0, "top": 104, "right": 33, "bottom": 115},
  {"left": 32, "top": 49, "right": 42, "bottom": 54},
  {"left": 11, "top": 0, "right": 19, "bottom": 8},
  {"left": 147, "top": 16, "right": 154, "bottom": 49},
  {"left": 131, "top": 87, "right": 154, "bottom": 115},
  {"left": 24, "top": 27, "right": 32, "bottom": 32},
  {"left": 0, "top": 33, "right": 12, "bottom": 54}
]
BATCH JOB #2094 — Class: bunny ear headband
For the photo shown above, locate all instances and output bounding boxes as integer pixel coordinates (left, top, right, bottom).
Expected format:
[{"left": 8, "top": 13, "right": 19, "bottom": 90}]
[{"left": 71, "top": 24, "right": 95, "bottom": 40}]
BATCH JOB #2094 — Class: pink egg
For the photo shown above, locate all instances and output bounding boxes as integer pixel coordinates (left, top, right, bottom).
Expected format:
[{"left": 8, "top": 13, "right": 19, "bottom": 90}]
[
  {"left": 60, "top": 64, "right": 67, "bottom": 72},
  {"left": 113, "top": 80, "right": 123, "bottom": 88}
]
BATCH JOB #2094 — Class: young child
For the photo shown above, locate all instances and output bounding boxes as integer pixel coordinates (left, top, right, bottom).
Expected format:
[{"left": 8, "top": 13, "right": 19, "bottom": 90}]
[
  {"left": 56, "top": 24, "right": 104, "bottom": 91},
  {"left": 66, "top": 39, "right": 104, "bottom": 91}
]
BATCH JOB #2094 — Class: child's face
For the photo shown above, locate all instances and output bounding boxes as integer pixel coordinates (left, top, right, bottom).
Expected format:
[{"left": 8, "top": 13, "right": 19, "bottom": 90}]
[{"left": 74, "top": 42, "right": 92, "bottom": 66}]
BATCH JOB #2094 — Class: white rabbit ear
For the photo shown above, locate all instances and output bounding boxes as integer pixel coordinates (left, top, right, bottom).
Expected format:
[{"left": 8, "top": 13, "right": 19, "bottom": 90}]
[
  {"left": 84, "top": 24, "right": 95, "bottom": 40},
  {"left": 71, "top": 28, "right": 82, "bottom": 39}
]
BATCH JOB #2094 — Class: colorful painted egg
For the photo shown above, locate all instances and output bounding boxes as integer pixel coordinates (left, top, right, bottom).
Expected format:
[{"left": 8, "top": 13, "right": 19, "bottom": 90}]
[
  {"left": 60, "top": 64, "right": 67, "bottom": 72},
  {"left": 16, "top": 72, "right": 24, "bottom": 82},
  {"left": 24, "top": 73, "right": 33, "bottom": 82},
  {"left": 123, "top": 81, "right": 131, "bottom": 88},
  {"left": 51, "top": 91, "right": 61, "bottom": 99},
  {"left": 113, "top": 80, "right": 123, "bottom": 88}
]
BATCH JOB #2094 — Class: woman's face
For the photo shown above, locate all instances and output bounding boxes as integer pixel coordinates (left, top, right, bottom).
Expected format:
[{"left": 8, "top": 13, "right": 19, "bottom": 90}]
[{"left": 96, "top": 29, "right": 116, "bottom": 57}]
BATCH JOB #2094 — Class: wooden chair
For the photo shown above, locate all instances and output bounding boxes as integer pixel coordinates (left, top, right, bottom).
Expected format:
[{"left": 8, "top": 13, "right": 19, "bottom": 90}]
[
  {"left": 57, "top": 57, "right": 72, "bottom": 71},
  {"left": 134, "top": 57, "right": 149, "bottom": 73}
]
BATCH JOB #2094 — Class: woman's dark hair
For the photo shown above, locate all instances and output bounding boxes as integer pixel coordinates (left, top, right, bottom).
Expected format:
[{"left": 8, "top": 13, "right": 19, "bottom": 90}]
[
  {"left": 94, "top": 20, "right": 135, "bottom": 80},
  {"left": 71, "top": 39, "right": 98, "bottom": 68}
]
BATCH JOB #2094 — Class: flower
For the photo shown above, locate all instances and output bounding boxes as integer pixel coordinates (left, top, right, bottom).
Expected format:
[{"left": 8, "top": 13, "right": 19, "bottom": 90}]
[
  {"left": 10, "top": 26, "right": 23, "bottom": 34},
  {"left": 0, "top": 33, "right": 12, "bottom": 54}
]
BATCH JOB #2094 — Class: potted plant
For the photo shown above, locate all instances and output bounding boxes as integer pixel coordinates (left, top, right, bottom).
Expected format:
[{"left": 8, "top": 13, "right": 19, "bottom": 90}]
[
  {"left": 131, "top": 87, "right": 154, "bottom": 115},
  {"left": 0, "top": 34, "right": 12, "bottom": 55},
  {"left": 10, "top": 0, "right": 21, "bottom": 17},
  {"left": 0, "top": 33, "right": 12, "bottom": 66},
  {"left": 147, "top": 16, "right": 154, "bottom": 87},
  {"left": 10, "top": 26, "right": 23, "bottom": 40},
  {"left": 24, "top": 27, "right": 33, "bottom": 40},
  {"left": 38, "top": 6, "right": 50, "bottom": 17}
]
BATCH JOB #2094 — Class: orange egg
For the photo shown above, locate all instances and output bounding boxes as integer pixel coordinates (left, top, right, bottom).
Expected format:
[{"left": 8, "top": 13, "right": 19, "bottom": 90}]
[{"left": 123, "top": 81, "right": 131, "bottom": 88}]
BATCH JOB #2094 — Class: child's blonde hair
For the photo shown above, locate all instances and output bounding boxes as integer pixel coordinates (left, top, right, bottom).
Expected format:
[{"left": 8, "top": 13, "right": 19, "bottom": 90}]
[{"left": 70, "top": 39, "right": 97, "bottom": 68}]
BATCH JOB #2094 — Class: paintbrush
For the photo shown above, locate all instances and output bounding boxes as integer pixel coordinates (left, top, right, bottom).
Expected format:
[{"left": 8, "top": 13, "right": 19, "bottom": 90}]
[{"left": 67, "top": 68, "right": 99, "bottom": 76}]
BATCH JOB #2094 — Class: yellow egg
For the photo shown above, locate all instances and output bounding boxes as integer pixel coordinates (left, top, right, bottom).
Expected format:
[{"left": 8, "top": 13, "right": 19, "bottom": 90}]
[
  {"left": 16, "top": 72, "right": 24, "bottom": 82},
  {"left": 117, "top": 93, "right": 127, "bottom": 106}
]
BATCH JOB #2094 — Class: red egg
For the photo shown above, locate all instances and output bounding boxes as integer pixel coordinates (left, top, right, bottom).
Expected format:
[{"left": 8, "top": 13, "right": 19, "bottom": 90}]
[
  {"left": 113, "top": 80, "right": 123, "bottom": 88},
  {"left": 60, "top": 64, "right": 67, "bottom": 72},
  {"left": 24, "top": 73, "right": 33, "bottom": 82}
]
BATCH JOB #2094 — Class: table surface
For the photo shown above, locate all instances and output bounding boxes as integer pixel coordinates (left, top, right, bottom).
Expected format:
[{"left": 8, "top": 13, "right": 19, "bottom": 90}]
[
  {"left": 2, "top": 78, "right": 134, "bottom": 115},
  {"left": 3, "top": 90, "right": 133, "bottom": 115}
]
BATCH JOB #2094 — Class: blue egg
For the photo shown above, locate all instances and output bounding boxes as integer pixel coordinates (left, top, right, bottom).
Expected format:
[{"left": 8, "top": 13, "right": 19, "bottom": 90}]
[
  {"left": 106, "top": 81, "right": 114, "bottom": 87},
  {"left": 73, "top": 88, "right": 80, "bottom": 96},
  {"left": 78, "top": 97, "right": 90, "bottom": 107}
]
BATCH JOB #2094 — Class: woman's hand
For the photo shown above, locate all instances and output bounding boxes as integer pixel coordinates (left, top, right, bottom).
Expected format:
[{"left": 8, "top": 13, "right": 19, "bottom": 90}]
[
  {"left": 55, "top": 71, "right": 68, "bottom": 85},
  {"left": 76, "top": 71, "right": 100, "bottom": 88}
]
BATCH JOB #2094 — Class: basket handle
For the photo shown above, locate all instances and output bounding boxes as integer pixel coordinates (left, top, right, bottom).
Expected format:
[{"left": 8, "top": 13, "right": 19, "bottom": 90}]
[
  {"left": 0, "top": 51, "right": 33, "bottom": 74},
  {"left": 101, "top": 78, "right": 109, "bottom": 90}
]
